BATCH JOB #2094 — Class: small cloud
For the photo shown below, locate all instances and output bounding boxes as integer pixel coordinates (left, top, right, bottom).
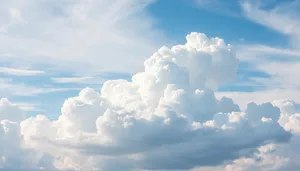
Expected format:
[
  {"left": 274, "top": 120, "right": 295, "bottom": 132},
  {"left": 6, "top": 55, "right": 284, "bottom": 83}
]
[
  {"left": 51, "top": 76, "right": 106, "bottom": 85},
  {"left": 0, "top": 80, "right": 81, "bottom": 97},
  {"left": 51, "top": 76, "right": 94, "bottom": 84},
  {"left": 13, "top": 87, "right": 82, "bottom": 96},
  {"left": 0, "top": 67, "right": 45, "bottom": 76},
  {"left": 246, "top": 45, "right": 300, "bottom": 57},
  {"left": 14, "top": 102, "right": 39, "bottom": 112}
]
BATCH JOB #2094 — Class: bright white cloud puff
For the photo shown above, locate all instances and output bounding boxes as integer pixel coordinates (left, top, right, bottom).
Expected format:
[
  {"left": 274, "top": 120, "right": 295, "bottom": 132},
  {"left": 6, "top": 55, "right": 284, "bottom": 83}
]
[{"left": 0, "top": 33, "right": 299, "bottom": 171}]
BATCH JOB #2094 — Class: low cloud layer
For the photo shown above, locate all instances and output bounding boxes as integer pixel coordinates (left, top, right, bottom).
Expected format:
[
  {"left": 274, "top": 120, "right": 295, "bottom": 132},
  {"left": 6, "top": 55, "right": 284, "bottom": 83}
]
[{"left": 0, "top": 33, "right": 299, "bottom": 171}]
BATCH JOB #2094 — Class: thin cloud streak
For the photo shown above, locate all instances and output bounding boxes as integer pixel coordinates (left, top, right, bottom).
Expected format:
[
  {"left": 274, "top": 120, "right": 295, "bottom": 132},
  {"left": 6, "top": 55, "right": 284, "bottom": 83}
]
[{"left": 0, "top": 67, "right": 45, "bottom": 76}]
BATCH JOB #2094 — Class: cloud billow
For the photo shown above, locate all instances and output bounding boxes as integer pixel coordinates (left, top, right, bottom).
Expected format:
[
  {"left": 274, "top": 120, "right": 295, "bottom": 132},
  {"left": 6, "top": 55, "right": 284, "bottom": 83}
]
[{"left": 0, "top": 32, "right": 295, "bottom": 171}]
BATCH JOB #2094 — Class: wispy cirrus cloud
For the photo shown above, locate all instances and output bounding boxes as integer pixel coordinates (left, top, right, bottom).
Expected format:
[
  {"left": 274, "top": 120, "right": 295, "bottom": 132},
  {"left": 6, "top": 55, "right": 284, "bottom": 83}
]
[
  {"left": 0, "top": 78, "right": 81, "bottom": 97},
  {"left": 51, "top": 76, "right": 93, "bottom": 83},
  {"left": 51, "top": 76, "right": 105, "bottom": 85},
  {"left": 0, "top": 0, "right": 165, "bottom": 76},
  {"left": 0, "top": 67, "right": 45, "bottom": 76},
  {"left": 241, "top": 44, "right": 300, "bottom": 58},
  {"left": 13, "top": 102, "right": 39, "bottom": 112},
  {"left": 235, "top": 1, "right": 299, "bottom": 87},
  {"left": 242, "top": 0, "right": 300, "bottom": 52}
]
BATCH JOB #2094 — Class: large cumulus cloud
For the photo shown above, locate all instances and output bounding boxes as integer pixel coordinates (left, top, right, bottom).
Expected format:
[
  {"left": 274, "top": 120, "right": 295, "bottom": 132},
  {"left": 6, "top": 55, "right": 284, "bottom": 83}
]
[{"left": 0, "top": 32, "right": 298, "bottom": 171}]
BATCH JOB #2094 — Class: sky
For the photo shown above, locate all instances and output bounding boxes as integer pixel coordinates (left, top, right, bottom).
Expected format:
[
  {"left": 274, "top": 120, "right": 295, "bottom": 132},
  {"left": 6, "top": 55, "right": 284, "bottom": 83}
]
[{"left": 1, "top": 0, "right": 300, "bottom": 171}]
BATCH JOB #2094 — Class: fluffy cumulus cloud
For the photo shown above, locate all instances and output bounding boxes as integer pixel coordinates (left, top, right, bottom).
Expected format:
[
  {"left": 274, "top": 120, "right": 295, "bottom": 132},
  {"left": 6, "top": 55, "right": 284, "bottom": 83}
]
[
  {"left": 222, "top": 99, "right": 300, "bottom": 171},
  {"left": 0, "top": 33, "right": 299, "bottom": 171},
  {"left": 0, "top": 98, "right": 58, "bottom": 170}
]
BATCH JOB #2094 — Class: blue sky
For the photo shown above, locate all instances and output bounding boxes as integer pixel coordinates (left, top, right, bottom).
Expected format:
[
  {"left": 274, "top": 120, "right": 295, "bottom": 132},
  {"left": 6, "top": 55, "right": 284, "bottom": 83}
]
[{"left": 1, "top": 0, "right": 300, "bottom": 117}]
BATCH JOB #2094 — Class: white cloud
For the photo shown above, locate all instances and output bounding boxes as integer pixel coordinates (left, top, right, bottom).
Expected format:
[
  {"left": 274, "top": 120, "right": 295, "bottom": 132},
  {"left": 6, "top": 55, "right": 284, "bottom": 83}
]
[
  {"left": 0, "top": 99, "right": 58, "bottom": 170},
  {"left": 242, "top": 1, "right": 300, "bottom": 35},
  {"left": 221, "top": 1, "right": 300, "bottom": 107},
  {"left": 233, "top": 43, "right": 300, "bottom": 102},
  {"left": 51, "top": 76, "right": 93, "bottom": 83},
  {"left": 0, "top": 32, "right": 298, "bottom": 171},
  {"left": 238, "top": 44, "right": 300, "bottom": 62},
  {"left": 0, "top": 0, "right": 165, "bottom": 75},
  {"left": 14, "top": 102, "right": 39, "bottom": 112},
  {"left": 0, "top": 67, "right": 45, "bottom": 76},
  {"left": 216, "top": 89, "right": 300, "bottom": 110},
  {"left": 242, "top": 0, "right": 300, "bottom": 49},
  {"left": 192, "top": 99, "right": 300, "bottom": 171},
  {"left": 51, "top": 76, "right": 105, "bottom": 85},
  {"left": 223, "top": 144, "right": 291, "bottom": 171},
  {"left": 224, "top": 99, "right": 300, "bottom": 171},
  {"left": 0, "top": 80, "right": 81, "bottom": 97},
  {"left": 235, "top": 43, "right": 300, "bottom": 91},
  {"left": 14, "top": 87, "right": 82, "bottom": 96},
  {"left": 0, "top": 98, "right": 25, "bottom": 122}
]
